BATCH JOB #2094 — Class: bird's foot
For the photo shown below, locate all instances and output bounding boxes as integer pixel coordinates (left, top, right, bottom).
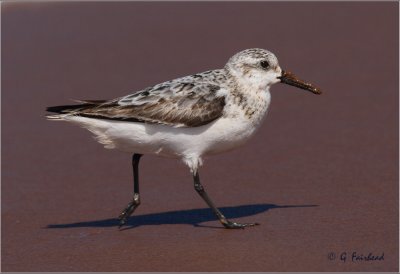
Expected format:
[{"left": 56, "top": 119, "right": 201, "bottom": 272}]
[
  {"left": 118, "top": 194, "right": 140, "bottom": 229},
  {"left": 118, "top": 207, "right": 133, "bottom": 228},
  {"left": 222, "top": 220, "right": 260, "bottom": 229}
]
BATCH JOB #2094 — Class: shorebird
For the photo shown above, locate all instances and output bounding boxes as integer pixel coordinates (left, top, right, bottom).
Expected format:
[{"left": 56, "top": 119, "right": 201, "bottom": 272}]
[{"left": 46, "top": 48, "right": 321, "bottom": 229}]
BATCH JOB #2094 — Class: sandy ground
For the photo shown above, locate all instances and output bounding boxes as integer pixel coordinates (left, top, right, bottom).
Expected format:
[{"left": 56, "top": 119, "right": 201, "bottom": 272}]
[{"left": 2, "top": 2, "right": 398, "bottom": 272}]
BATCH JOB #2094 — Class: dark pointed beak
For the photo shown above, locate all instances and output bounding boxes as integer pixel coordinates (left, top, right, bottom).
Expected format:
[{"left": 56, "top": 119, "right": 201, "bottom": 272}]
[{"left": 278, "top": 70, "right": 322, "bottom": 95}]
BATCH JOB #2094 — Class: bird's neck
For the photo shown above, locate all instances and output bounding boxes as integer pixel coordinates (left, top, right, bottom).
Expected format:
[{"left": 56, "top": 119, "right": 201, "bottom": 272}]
[{"left": 224, "top": 71, "right": 271, "bottom": 125}]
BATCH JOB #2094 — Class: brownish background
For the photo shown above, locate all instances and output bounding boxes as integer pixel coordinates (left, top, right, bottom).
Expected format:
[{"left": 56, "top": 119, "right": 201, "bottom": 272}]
[{"left": 2, "top": 2, "right": 398, "bottom": 272}]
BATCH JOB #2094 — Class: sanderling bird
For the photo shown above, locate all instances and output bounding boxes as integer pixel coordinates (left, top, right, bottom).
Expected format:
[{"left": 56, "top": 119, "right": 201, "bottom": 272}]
[{"left": 46, "top": 48, "right": 321, "bottom": 229}]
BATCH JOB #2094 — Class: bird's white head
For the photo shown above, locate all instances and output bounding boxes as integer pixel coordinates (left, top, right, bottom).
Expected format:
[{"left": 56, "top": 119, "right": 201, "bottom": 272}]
[
  {"left": 225, "top": 48, "right": 322, "bottom": 94},
  {"left": 225, "top": 48, "right": 281, "bottom": 89}
]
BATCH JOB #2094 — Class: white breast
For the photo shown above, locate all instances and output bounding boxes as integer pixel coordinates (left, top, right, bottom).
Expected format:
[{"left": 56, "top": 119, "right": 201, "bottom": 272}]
[{"left": 204, "top": 89, "right": 271, "bottom": 154}]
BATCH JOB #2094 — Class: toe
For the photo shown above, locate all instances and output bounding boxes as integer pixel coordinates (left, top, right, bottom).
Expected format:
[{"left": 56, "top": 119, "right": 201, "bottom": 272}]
[{"left": 223, "top": 221, "right": 260, "bottom": 229}]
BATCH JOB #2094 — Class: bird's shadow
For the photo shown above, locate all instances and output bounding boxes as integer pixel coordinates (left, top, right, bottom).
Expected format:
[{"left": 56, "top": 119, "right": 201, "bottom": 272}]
[{"left": 46, "top": 203, "right": 317, "bottom": 230}]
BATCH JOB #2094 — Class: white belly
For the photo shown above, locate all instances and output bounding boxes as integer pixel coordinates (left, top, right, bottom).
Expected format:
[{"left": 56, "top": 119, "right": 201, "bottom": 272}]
[{"left": 66, "top": 114, "right": 263, "bottom": 157}]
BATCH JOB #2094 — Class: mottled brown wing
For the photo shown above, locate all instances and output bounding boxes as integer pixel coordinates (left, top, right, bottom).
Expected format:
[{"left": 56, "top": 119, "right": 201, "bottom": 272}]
[{"left": 72, "top": 82, "right": 226, "bottom": 127}]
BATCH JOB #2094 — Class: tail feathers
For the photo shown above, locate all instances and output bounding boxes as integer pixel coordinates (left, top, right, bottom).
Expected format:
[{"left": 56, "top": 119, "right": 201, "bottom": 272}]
[{"left": 46, "top": 114, "right": 67, "bottom": 120}]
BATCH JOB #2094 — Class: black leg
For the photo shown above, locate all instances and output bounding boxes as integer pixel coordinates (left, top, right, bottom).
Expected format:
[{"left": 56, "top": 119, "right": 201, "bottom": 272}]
[
  {"left": 193, "top": 171, "right": 259, "bottom": 229},
  {"left": 118, "top": 153, "right": 143, "bottom": 228}
]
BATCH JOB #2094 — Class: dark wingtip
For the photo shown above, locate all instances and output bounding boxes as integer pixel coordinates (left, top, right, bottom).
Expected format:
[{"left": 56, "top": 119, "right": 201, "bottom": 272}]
[
  {"left": 46, "top": 105, "right": 70, "bottom": 114},
  {"left": 46, "top": 100, "right": 107, "bottom": 114}
]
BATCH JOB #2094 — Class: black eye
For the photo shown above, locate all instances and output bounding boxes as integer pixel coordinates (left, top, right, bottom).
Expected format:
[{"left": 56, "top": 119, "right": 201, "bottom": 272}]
[{"left": 260, "top": 60, "right": 270, "bottom": 69}]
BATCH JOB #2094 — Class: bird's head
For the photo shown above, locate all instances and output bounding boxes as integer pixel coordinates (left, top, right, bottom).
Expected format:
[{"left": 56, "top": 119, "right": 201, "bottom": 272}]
[{"left": 225, "top": 48, "right": 321, "bottom": 94}]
